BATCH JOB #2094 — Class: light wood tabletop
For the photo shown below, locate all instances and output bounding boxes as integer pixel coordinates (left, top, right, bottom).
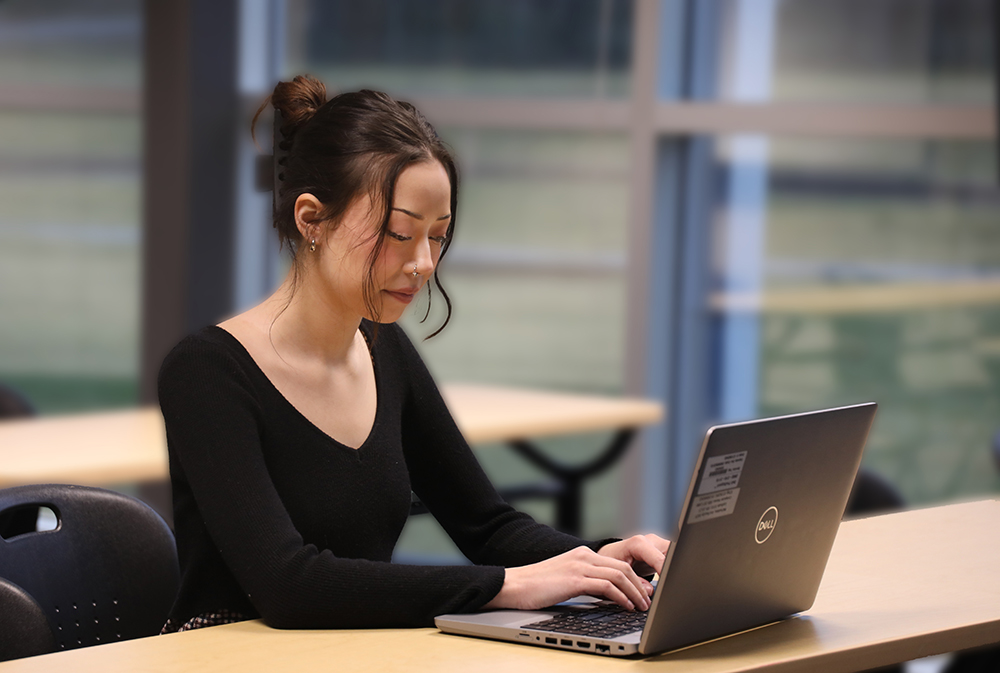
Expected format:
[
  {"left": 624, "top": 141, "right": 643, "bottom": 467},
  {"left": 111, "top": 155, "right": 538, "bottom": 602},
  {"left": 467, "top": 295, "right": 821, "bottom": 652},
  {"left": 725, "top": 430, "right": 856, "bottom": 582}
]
[
  {"left": 0, "top": 407, "right": 167, "bottom": 488},
  {"left": 440, "top": 383, "right": 662, "bottom": 445},
  {"left": 1, "top": 499, "right": 997, "bottom": 673},
  {"left": 0, "top": 383, "right": 663, "bottom": 489}
]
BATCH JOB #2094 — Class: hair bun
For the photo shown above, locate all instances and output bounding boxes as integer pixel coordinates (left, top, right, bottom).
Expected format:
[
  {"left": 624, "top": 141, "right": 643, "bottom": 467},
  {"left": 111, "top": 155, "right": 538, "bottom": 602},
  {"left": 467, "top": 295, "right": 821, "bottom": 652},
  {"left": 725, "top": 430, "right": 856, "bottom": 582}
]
[{"left": 271, "top": 74, "right": 328, "bottom": 135}]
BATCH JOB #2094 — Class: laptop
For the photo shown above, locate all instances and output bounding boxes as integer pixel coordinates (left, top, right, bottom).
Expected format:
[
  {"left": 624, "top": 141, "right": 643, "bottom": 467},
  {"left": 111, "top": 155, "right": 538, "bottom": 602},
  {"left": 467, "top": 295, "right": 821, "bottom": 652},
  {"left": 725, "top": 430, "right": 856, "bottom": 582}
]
[{"left": 436, "top": 402, "right": 877, "bottom": 657}]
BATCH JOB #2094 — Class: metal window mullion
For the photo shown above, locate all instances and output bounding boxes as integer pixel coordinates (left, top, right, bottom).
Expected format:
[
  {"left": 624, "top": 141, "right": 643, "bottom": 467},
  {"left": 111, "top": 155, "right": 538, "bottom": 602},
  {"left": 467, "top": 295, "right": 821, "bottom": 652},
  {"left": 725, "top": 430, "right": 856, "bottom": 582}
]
[
  {"left": 655, "top": 0, "right": 724, "bottom": 529},
  {"left": 233, "top": 0, "right": 286, "bottom": 312},
  {"left": 618, "top": 0, "right": 668, "bottom": 533},
  {"left": 140, "top": 0, "right": 241, "bottom": 404}
]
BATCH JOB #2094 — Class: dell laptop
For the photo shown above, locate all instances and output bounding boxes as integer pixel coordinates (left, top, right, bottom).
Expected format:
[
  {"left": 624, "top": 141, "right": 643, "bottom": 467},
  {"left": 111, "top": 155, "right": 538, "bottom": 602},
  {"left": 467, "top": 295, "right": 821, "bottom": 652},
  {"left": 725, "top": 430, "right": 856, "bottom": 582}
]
[{"left": 436, "top": 402, "right": 878, "bottom": 656}]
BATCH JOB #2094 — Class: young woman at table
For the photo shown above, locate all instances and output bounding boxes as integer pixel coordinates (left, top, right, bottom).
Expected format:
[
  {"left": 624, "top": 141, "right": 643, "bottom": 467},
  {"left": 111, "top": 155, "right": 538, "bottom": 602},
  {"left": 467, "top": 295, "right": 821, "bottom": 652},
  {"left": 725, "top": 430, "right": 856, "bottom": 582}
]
[{"left": 157, "top": 75, "right": 669, "bottom": 632}]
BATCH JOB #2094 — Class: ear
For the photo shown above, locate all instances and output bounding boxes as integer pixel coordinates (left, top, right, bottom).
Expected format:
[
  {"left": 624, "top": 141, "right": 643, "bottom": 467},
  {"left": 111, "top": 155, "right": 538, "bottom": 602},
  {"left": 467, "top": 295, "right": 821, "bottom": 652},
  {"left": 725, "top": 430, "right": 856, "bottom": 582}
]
[{"left": 294, "top": 193, "right": 325, "bottom": 243}]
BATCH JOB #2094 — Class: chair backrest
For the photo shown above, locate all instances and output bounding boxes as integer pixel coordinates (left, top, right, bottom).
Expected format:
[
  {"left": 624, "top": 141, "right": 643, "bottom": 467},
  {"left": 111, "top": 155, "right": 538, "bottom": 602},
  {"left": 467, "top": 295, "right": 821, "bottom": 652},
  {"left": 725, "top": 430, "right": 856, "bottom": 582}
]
[
  {"left": 0, "top": 577, "right": 57, "bottom": 660},
  {"left": 0, "top": 381, "right": 35, "bottom": 419},
  {"left": 0, "top": 484, "right": 179, "bottom": 660},
  {"left": 844, "top": 469, "right": 905, "bottom": 518}
]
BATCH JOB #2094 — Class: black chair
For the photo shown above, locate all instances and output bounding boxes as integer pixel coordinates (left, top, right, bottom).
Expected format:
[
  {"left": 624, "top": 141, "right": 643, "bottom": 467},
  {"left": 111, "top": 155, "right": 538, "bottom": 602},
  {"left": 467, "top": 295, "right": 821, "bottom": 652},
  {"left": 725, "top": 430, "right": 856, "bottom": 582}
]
[
  {"left": 0, "top": 484, "right": 179, "bottom": 662},
  {"left": 844, "top": 468, "right": 906, "bottom": 519},
  {"left": 0, "top": 381, "right": 35, "bottom": 419},
  {"left": 0, "top": 577, "right": 56, "bottom": 661},
  {"left": 0, "top": 385, "right": 40, "bottom": 542}
]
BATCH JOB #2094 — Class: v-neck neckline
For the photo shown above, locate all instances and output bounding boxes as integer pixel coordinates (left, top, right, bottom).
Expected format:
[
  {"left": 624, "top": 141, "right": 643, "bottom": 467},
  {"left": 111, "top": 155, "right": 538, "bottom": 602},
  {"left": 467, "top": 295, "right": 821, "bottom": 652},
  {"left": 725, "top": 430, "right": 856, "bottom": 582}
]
[{"left": 208, "top": 322, "right": 382, "bottom": 453}]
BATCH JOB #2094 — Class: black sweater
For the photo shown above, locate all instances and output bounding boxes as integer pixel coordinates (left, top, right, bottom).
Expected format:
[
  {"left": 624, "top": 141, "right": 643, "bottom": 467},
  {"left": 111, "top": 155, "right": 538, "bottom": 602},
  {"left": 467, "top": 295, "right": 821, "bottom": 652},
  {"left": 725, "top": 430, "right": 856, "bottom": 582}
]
[{"left": 158, "top": 322, "right": 608, "bottom": 629}]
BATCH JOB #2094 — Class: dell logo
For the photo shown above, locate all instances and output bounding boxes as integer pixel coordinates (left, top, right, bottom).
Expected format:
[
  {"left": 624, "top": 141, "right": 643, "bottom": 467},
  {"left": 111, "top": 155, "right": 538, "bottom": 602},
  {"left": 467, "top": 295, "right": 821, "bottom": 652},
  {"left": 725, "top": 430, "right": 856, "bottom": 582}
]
[{"left": 755, "top": 506, "right": 778, "bottom": 544}]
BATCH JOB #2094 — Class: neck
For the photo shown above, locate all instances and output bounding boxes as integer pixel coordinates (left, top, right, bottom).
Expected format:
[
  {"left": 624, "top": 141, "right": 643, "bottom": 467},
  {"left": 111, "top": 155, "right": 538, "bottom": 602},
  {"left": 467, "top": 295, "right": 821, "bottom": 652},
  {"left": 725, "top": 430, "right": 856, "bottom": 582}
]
[{"left": 262, "top": 267, "right": 363, "bottom": 366}]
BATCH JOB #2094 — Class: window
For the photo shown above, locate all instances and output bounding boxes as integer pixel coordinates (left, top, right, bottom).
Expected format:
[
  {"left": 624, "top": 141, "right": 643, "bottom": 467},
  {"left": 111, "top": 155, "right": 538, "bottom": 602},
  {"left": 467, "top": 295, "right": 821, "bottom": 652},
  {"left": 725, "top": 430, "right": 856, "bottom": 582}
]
[{"left": 0, "top": 0, "right": 142, "bottom": 413}]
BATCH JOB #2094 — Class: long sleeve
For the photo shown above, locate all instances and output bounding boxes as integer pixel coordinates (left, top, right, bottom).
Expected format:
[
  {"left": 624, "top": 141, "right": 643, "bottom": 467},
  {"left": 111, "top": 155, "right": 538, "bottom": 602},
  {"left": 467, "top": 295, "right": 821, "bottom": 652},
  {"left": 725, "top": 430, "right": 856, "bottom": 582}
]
[{"left": 159, "top": 330, "right": 505, "bottom": 629}]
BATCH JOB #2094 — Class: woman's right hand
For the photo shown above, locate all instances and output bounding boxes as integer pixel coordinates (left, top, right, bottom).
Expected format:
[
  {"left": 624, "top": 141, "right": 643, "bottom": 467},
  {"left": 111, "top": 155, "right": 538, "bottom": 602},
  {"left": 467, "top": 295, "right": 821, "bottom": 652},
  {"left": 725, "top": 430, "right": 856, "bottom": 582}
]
[{"left": 482, "top": 546, "right": 654, "bottom": 612}]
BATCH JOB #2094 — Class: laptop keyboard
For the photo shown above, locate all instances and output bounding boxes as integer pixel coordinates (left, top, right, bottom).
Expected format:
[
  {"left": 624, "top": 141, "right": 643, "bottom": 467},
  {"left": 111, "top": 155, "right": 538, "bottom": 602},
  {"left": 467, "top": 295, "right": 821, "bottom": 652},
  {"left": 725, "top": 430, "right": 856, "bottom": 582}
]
[{"left": 523, "top": 604, "right": 647, "bottom": 639}]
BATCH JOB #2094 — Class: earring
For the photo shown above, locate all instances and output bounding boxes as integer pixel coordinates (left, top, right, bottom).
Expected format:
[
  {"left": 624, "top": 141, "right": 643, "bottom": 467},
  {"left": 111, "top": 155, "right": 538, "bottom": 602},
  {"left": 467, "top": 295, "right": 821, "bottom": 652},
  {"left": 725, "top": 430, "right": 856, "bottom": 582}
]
[{"left": 309, "top": 238, "right": 316, "bottom": 252}]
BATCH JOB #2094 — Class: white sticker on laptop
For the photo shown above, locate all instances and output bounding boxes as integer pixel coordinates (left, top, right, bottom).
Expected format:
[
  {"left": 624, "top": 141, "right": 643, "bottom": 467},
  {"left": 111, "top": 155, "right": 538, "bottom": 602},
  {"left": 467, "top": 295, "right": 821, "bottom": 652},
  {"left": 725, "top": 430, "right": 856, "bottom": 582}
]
[
  {"left": 687, "top": 487, "right": 740, "bottom": 524},
  {"left": 697, "top": 451, "right": 747, "bottom": 495}
]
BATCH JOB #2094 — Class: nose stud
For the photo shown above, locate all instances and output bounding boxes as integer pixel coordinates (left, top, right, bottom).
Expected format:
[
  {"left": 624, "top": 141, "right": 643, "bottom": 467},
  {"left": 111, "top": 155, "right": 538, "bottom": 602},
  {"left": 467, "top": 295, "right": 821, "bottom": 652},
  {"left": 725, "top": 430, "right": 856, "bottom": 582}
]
[{"left": 412, "top": 264, "right": 418, "bottom": 278}]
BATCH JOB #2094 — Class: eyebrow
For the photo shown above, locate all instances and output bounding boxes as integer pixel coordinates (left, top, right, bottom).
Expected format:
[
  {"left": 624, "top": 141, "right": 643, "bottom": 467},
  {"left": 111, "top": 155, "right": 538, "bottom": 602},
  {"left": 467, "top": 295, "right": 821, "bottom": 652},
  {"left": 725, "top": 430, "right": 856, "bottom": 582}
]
[{"left": 392, "top": 207, "right": 451, "bottom": 221}]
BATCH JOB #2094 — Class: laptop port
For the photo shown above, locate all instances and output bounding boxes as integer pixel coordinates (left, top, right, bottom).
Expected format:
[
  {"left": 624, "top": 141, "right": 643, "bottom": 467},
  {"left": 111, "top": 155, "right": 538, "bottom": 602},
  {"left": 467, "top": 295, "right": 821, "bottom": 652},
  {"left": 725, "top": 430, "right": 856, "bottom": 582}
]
[
  {"left": 576, "top": 641, "right": 591, "bottom": 649},
  {"left": 595, "top": 644, "right": 610, "bottom": 654},
  {"left": 560, "top": 639, "right": 573, "bottom": 647},
  {"left": 545, "top": 637, "right": 557, "bottom": 645}
]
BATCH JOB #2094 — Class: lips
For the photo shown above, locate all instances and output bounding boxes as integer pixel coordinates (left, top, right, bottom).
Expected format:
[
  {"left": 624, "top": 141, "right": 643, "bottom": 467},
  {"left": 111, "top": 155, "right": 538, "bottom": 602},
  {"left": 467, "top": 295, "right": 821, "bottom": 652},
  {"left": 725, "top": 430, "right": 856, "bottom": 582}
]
[{"left": 384, "top": 287, "right": 419, "bottom": 304}]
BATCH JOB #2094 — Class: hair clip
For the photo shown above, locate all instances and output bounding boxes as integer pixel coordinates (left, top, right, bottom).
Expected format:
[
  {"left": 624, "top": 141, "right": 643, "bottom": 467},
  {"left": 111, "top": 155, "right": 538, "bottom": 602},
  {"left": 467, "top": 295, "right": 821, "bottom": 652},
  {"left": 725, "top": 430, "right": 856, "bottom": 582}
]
[{"left": 254, "top": 109, "right": 288, "bottom": 226}]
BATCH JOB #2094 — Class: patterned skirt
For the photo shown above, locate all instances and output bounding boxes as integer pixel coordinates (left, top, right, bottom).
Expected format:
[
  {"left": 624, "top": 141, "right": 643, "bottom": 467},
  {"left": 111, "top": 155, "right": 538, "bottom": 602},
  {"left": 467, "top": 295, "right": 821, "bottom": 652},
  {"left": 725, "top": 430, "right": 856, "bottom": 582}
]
[{"left": 160, "top": 609, "right": 249, "bottom": 634}]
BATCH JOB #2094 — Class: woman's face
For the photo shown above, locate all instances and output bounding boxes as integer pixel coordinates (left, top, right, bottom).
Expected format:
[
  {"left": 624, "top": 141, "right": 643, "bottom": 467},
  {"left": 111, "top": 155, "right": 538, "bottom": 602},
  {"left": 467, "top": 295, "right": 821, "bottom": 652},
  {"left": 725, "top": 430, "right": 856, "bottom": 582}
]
[{"left": 302, "top": 159, "right": 452, "bottom": 324}]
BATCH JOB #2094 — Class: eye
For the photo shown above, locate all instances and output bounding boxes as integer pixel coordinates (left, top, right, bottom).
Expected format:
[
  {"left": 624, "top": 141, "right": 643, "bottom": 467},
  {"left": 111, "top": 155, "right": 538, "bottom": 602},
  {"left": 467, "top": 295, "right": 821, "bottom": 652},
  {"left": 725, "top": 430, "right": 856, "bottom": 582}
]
[
  {"left": 386, "top": 230, "right": 411, "bottom": 242},
  {"left": 430, "top": 235, "right": 449, "bottom": 245}
]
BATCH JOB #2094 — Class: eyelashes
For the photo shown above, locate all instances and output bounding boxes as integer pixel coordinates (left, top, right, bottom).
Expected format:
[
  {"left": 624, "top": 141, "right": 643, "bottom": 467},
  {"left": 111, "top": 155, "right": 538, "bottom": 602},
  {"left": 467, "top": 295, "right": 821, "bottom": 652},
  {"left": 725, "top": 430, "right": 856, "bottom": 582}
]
[{"left": 387, "top": 230, "right": 448, "bottom": 245}]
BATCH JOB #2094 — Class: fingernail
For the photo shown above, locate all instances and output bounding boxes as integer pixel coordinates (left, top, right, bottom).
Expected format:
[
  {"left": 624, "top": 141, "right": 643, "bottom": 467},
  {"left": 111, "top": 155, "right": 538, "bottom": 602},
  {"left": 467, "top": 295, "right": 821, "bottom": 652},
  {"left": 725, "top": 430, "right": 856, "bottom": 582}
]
[{"left": 626, "top": 600, "right": 634, "bottom": 610}]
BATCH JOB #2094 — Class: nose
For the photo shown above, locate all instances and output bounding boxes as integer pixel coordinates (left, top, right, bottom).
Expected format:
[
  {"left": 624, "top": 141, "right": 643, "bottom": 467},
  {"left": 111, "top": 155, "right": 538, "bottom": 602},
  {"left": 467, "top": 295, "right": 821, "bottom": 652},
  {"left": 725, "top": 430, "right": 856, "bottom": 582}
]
[{"left": 412, "top": 236, "right": 437, "bottom": 278}]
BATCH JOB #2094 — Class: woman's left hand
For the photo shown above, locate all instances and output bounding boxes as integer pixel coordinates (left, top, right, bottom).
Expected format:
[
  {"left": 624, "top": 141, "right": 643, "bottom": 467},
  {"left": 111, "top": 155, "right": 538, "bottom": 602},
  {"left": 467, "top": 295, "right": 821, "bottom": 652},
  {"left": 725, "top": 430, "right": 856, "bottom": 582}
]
[{"left": 597, "top": 534, "right": 671, "bottom": 578}]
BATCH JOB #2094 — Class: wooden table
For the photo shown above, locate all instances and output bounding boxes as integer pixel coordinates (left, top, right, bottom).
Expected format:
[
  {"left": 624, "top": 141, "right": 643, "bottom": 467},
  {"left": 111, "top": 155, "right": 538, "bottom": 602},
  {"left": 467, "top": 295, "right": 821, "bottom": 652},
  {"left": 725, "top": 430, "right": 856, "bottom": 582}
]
[
  {"left": 0, "top": 383, "right": 664, "bottom": 534},
  {"left": 2, "top": 499, "right": 997, "bottom": 673}
]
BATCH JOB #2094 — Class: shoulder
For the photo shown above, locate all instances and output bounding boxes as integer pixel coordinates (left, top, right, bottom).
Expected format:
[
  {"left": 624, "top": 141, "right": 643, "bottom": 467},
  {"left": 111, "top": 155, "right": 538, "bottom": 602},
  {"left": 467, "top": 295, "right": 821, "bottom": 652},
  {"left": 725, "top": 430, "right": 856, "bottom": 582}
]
[
  {"left": 158, "top": 326, "right": 256, "bottom": 394},
  {"left": 365, "top": 321, "right": 431, "bottom": 378},
  {"left": 364, "top": 322, "right": 446, "bottom": 407},
  {"left": 365, "top": 320, "right": 417, "bottom": 357}
]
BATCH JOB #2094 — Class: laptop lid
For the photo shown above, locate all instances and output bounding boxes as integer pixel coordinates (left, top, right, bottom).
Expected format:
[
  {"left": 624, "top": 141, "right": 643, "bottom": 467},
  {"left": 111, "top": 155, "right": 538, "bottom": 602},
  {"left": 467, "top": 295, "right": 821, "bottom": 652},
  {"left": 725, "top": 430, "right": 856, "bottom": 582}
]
[{"left": 639, "top": 402, "right": 877, "bottom": 654}]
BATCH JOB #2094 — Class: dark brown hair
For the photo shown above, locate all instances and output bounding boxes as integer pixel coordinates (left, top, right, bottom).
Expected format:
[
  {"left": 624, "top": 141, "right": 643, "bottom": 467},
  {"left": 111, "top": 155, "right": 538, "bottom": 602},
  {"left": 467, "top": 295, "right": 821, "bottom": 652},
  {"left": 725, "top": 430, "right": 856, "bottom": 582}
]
[{"left": 253, "top": 75, "right": 457, "bottom": 336}]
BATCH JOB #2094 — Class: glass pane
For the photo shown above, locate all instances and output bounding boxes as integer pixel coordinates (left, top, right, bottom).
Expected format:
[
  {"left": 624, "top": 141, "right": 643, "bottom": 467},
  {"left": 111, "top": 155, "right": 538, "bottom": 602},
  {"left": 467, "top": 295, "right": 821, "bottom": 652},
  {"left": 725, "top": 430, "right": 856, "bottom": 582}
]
[
  {"left": 0, "top": 1, "right": 142, "bottom": 414},
  {"left": 400, "top": 128, "right": 630, "bottom": 395},
  {"left": 286, "top": 0, "right": 634, "bottom": 98},
  {"left": 709, "top": 135, "right": 1000, "bottom": 506},
  {"left": 0, "top": 1, "right": 140, "bottom": 87},
  {"left": 707, "top": 0, "right": 995, "bottom": 103}
]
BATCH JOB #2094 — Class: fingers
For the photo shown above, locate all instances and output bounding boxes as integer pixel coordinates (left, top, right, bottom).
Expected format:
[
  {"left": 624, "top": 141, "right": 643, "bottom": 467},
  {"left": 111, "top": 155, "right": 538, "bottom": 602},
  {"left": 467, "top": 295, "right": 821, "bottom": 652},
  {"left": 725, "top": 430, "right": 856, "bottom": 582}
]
[
  {"left": 579, "top": 577, "right": 635, "bottom": 611},
  {"left": 629, "top": 535, "right": 669, "bottom": 577},
  {"left": 567, "top": 547, "right": 649, "bottom": 610},
  {"left": 487, "top": 542, "right": 675, "bottom": 612},
  {"left": 600, "top": 535, "right": 669, "bottom": 578},
  {"left": 569, "top": 549, "right": 651, "bottom": 610},
  {"left": 583, "top": 562, "right": 650, "bottom": 611}
]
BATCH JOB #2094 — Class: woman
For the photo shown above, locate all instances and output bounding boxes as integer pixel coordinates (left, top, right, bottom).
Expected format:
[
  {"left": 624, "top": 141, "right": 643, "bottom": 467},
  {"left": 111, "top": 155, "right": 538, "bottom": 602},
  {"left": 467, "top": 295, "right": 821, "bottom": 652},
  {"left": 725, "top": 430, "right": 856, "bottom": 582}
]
[{"left": 158, "top": 75, "right": 669, "bottom": 633}]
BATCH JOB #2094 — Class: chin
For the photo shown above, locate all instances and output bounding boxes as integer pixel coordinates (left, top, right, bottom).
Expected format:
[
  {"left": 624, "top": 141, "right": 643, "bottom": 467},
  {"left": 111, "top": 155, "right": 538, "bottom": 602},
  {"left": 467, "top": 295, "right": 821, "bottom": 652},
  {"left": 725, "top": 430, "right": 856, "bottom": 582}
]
[{"left": 364, "top": 305, "right": 405, "bottom": 325}]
